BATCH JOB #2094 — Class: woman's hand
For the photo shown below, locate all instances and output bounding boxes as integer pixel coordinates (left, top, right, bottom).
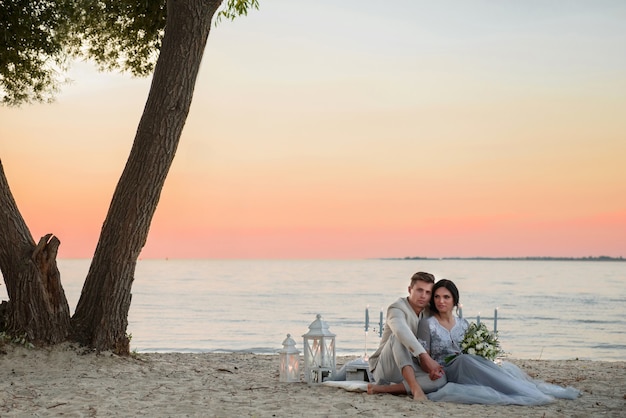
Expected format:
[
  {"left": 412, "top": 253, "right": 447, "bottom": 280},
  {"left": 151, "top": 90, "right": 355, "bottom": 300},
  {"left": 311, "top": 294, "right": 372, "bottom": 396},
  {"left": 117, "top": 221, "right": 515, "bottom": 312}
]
[
  {"left": 418, "top": 352, "right": 445, "bottom": 380},
  {"left": 429, "top": 368, "right": 445, "bottom": 380}
]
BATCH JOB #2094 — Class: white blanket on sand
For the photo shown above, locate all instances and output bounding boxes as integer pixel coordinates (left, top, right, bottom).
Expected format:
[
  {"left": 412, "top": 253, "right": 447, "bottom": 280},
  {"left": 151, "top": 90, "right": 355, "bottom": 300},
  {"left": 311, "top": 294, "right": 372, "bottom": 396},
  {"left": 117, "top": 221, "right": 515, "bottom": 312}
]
[{"left": 321, "top": 381, "right": 368, "bottom": 392}]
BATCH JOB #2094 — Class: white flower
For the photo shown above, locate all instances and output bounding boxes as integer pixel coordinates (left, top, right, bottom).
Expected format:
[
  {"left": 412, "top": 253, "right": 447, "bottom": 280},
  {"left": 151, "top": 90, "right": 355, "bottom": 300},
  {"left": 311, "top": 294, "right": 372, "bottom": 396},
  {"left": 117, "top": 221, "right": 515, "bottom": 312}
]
[{"left": 458, "top": 322, "right": 503, "bottom": 362}]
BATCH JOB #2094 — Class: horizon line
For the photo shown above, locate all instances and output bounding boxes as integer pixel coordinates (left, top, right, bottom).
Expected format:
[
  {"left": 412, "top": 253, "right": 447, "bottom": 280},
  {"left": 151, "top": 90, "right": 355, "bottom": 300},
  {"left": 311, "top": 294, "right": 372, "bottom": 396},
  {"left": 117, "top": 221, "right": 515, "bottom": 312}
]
[{"left": 53, "top": 255, "right": 625, "bottom": 261}]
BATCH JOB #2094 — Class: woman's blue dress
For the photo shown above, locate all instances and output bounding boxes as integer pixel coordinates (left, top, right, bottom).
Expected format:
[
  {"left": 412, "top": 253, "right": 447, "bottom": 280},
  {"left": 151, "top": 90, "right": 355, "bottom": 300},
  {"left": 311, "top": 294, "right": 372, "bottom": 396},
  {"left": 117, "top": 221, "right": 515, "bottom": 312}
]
[{"left": 417, "top": 316, "right": 581, "bottom": 405}]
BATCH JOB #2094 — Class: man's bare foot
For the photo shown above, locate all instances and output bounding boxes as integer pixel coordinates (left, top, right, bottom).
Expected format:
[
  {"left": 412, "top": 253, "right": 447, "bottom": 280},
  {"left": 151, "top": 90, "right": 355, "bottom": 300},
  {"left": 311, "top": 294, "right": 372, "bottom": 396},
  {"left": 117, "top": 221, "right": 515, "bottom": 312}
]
[
  {"left": 410, "top": 386, "right": 428, "bottom": 401},
  {"left": 412, "top": 392, "right": 428, "bottom": 401},
  {"left": 367, "top": 382, "right": 410, "bottom": 396},
  {"left": 367, "top": 383, "right": 376, "bottom": 395}
]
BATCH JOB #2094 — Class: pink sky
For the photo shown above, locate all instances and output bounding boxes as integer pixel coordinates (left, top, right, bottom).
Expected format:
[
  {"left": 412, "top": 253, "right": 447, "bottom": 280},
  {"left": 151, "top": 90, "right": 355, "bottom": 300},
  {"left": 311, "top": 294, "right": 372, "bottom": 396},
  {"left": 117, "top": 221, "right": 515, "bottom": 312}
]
[{"left": 1, "top": 1, "right": 625, "bottom": 259}]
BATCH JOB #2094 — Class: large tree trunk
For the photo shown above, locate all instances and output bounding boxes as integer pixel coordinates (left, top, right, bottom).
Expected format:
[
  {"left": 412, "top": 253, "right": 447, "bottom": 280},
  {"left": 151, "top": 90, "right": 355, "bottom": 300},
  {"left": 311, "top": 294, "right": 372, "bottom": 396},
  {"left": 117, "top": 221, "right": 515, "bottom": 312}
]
[
  {"left": 71, "top": 0, "right": 223, "bottom": 354},
  {"left": 0, "top": 160, "right": 71, "bottom": 343}
]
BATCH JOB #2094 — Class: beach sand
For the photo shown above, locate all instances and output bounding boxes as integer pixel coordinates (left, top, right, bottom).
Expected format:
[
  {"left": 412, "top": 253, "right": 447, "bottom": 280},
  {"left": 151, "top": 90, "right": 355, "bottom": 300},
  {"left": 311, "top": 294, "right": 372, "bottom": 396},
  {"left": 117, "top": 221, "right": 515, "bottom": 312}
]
[{"left": 1, "top": 343, "right": 624, "bottom": 417}]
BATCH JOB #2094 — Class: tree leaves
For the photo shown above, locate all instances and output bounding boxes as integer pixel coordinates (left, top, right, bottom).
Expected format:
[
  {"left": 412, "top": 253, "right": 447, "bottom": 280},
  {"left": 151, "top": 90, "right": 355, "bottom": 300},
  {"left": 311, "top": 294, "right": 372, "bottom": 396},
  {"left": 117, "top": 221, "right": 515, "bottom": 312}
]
[{"left": 0, "top": 0, "right": 259, "bottom": 105}]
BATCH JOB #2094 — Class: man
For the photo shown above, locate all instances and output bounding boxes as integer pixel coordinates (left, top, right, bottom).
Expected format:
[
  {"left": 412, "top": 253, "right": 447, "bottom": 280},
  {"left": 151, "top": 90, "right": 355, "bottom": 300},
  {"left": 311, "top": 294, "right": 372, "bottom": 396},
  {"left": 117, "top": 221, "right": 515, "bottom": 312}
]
[{"left": 367, "top": 271, "right": 446, "bottom": 400}]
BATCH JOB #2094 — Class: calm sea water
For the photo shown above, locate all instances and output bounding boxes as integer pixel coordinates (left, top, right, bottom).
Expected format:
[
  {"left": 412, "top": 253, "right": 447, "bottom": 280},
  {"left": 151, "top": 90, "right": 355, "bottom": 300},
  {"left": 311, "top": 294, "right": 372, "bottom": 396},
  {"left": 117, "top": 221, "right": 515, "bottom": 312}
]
[{"left": 1, "top": 259, "right": 624, "bottom": 361}]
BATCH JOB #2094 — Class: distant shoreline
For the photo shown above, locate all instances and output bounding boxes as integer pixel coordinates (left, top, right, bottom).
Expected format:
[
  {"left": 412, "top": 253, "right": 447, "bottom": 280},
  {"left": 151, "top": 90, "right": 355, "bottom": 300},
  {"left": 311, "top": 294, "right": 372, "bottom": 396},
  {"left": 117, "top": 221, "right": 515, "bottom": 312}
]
[{"left": 380, "top": 256, "right": 625, "bottom": 262}]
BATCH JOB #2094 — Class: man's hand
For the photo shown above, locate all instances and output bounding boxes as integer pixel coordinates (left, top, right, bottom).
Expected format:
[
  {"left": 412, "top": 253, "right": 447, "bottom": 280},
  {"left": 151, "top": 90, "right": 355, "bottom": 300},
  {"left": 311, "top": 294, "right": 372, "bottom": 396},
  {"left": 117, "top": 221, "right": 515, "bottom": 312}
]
[{"left": 418, "top": 352, "right": 444, "bottom": 380}]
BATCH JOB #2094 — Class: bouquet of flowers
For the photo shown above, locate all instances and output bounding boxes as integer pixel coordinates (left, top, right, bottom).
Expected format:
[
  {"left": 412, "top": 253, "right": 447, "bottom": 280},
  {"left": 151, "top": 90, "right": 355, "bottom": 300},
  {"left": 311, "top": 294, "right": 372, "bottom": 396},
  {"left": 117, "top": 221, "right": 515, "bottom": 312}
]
[
  {"left": 446, "top": 322, "right": 503, "bottom": 363},
  {"left": 460, "top": 322, "right": 503, "bottom": 361}
]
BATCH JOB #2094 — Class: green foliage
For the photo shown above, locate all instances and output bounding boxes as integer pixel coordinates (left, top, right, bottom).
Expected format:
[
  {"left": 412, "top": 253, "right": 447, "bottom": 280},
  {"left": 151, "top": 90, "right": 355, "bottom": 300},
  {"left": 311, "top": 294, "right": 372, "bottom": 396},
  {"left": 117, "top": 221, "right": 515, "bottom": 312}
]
[
  {"left": 216, "top": 0, "right": 259, "bottom": 23},
  {"left": 0, "top": 331, "right": 35, "bottom": 349},
  {"left": 0, "top": 0, "right": 74, "bottom": 105},
  {"left": 1, "top": 0, "right": 260, "bottom": 106},
  {"left": 0, "top": 0, "right": 260, "bottom": 105},
  {"left": 70, "top": 0, "right": 167, "bottom": 77}
]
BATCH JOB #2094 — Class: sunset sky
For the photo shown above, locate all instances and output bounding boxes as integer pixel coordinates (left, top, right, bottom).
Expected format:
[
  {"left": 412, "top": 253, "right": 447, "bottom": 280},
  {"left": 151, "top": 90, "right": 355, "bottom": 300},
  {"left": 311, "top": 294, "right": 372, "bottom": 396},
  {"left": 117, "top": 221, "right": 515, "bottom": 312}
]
[{"left": 1, "top": 1, "right": 625, "bottom": 259}]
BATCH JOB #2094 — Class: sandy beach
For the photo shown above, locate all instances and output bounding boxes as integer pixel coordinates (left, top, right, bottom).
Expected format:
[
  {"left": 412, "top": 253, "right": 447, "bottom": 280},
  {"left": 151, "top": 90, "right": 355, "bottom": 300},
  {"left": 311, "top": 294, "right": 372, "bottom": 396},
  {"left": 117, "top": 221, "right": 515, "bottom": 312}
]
[{"left": 1, "top": 343, "right": 624, "bottom": 417}]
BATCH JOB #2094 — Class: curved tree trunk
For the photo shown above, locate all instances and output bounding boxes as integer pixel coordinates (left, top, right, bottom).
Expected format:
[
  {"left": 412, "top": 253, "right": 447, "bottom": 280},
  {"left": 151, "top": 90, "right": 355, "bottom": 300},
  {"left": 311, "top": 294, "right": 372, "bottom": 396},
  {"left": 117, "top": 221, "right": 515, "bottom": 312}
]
[
  {"left": 0, "top": 160, "right": 71, "bottom": 343},
  {"left": 71, "top": 0, "right": 223, "bottom": 354}
]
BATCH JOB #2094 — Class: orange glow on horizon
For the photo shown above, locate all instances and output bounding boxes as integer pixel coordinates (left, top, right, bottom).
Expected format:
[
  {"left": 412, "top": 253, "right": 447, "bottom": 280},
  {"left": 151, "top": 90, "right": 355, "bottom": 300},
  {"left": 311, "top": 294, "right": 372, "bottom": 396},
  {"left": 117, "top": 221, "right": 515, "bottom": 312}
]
[{"left": 2, "top": 3, "right": 625, "bottom": 260}]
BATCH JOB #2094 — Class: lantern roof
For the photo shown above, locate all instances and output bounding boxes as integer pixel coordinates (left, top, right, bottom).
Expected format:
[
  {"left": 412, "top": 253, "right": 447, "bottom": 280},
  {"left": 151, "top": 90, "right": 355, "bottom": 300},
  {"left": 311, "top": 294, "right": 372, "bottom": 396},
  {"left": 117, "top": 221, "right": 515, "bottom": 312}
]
[
  {"left": 280, "top": 333, "right": 300, "bottom": 354},
  {"left": 302, "top": 314, "right": 336, "bottom": 338}
]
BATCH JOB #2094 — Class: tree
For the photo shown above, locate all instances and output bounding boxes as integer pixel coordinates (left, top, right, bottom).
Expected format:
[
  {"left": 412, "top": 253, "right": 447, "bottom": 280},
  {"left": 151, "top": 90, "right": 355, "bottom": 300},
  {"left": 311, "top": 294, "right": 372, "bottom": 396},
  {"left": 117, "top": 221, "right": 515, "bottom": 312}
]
[
  {"left": 0, "top": 0, "right": 73, "bottom": 105},
  {"left": 0, "top": 0, "right": 258, "bottom": 354},
  {"left": 0, "top": 165, "right": 71, "bottom": 344}
]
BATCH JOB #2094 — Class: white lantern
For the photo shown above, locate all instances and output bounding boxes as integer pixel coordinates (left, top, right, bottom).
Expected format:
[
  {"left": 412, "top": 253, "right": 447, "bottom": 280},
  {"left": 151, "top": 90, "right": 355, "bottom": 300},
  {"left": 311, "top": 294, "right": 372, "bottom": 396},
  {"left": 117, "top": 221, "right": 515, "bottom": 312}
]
[
  {"left": 279, "top": 334, "right": 300, "bottom": 383},
  {"left": 302, "top": 314, "right": 336, "bottom": 384}
]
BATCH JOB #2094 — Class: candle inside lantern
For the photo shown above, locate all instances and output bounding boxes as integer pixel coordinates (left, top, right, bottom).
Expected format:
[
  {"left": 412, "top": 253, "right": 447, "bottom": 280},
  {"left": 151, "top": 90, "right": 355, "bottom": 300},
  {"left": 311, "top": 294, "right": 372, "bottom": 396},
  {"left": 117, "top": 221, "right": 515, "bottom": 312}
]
[
  {"left": 302, "top": 314, "right": 336, "bottom": 384},
  {"left": 494, "top": 307, "right": 498, "bottom": 333},
  {"left": 279, "top": 333, "right": 300, "bottom": 382}
]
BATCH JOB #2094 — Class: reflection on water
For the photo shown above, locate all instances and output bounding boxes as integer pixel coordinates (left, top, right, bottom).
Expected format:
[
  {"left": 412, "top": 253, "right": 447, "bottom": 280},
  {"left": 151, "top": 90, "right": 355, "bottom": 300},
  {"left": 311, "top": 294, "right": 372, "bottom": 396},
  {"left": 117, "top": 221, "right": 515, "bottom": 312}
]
[{"left": 1, "top": 259, "right": 624, "bottom": 361}]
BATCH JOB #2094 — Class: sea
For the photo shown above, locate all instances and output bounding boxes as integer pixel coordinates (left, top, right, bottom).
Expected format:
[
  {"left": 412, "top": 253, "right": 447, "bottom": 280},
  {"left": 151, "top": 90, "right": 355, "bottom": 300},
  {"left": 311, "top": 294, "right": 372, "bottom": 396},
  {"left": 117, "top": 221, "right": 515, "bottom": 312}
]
[{"left": 1, "top": 259, "right": 624, "bottom": 361}]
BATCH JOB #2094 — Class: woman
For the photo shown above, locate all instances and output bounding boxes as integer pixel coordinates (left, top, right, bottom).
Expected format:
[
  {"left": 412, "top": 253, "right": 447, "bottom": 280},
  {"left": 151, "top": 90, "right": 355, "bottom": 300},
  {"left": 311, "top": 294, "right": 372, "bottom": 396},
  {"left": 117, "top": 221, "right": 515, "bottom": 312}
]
[{"left": 417, "top": 279, "right": 581, "bottom": 405}]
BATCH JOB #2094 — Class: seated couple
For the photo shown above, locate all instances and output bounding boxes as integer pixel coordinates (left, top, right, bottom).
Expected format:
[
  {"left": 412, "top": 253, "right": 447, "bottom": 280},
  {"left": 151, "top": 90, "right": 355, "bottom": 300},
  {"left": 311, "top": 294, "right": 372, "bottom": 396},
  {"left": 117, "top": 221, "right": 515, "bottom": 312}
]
[{"left": 367, "top": 271, "right": 581, "bottom": 405}]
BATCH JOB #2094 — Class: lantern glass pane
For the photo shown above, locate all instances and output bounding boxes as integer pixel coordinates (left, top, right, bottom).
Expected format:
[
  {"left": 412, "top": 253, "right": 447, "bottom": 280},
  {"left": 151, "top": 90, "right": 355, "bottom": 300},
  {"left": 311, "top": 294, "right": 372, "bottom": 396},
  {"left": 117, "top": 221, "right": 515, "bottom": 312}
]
[
  {"left": 308, "top": 337, "right": 321, "bottom": 367},
  {"left": 319, "top": 338, "right": 334, "bottom": 368},
  {"left": 288, "top": 355, "right": 299, "bottom": 379},
  {"left": 280, "top": 352, "right": 299, "bottom": 382}
]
